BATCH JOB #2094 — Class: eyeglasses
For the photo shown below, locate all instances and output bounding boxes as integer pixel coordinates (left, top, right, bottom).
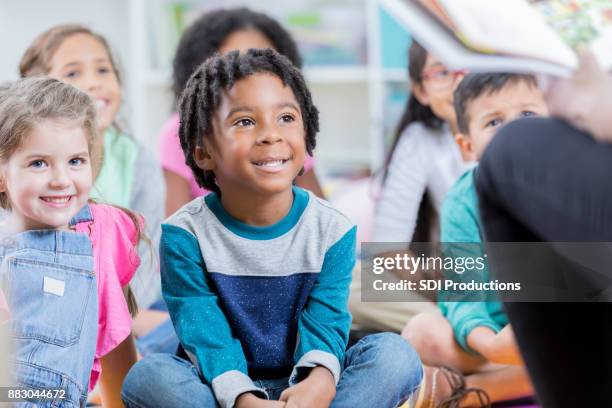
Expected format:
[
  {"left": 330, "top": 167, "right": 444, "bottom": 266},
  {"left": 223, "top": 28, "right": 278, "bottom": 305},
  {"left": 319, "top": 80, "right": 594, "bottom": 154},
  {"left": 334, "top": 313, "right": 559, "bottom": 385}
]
[{"left": 421, "top": 67, "right": 467, "bottom": 90}]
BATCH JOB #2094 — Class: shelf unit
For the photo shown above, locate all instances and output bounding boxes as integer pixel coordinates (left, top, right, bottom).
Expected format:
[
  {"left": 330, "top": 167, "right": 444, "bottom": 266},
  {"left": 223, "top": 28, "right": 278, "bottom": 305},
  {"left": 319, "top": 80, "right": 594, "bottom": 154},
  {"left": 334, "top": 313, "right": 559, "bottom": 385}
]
[
  {"left": 127, "top": 0, "right": 410, "bottom": 178},
  {"left": 0, "top": 0, "right": 411, "bottom": 179}
]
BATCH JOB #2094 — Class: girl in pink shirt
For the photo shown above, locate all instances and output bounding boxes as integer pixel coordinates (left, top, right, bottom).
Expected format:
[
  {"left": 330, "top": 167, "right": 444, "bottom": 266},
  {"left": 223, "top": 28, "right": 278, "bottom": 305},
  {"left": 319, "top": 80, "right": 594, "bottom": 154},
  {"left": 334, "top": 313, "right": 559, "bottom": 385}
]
[
  {"left": 0, "top": 77, "right": 140, "bottom": 408},
  {"left": 161, "top": 7, "right": 323, "bottom": 216}
]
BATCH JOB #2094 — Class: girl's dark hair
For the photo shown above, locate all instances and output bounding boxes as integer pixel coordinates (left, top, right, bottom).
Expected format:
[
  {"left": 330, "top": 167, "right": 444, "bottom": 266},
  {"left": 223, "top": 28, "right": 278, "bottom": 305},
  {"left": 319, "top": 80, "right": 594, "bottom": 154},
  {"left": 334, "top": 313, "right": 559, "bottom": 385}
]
[
  {"left": 178, "top": 48, "right": 318, "bottom": 195},
  {"left": 383, "top": 41, "right": 443, "bottom": 180},
  {"left": 383, "top": 41, "right": 444, "bottom": 245},
  {"left": 172, "top": 7, "right": 302, "bottom": 102}
]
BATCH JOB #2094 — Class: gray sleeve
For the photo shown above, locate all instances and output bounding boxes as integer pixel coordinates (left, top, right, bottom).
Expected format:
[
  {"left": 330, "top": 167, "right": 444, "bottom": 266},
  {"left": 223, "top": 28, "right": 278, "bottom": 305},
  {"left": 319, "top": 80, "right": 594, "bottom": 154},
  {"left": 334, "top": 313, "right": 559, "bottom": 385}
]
[
  {"left": 372, "top": 126, "right": 430, "bottom": 243},
  {"left": 129, "top": 142, "right": 165, "bottom": 309}
]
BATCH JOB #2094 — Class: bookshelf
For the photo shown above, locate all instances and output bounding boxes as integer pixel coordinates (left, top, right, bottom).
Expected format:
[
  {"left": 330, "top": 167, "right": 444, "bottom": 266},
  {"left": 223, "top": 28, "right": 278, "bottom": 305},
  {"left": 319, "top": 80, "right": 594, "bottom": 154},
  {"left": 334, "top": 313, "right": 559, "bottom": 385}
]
[{"left": 0, "top": 0, "right": 411, "bottom": 179}]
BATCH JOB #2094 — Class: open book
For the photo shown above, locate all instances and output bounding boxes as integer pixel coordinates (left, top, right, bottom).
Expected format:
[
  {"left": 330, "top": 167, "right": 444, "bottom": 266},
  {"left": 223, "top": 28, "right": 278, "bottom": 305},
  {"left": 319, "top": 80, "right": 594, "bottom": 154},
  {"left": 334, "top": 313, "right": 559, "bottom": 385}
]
[{"left": 380, "top": 0, "right": 612, "bottom": 77}]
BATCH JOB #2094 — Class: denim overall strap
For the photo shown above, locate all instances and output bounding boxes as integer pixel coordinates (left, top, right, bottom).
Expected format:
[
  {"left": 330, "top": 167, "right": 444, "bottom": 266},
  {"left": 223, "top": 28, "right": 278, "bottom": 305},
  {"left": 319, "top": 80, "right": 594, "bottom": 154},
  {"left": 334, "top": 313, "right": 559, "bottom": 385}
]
[
  {"left": 70, "top": 204, "right": 94, "bottom": 226},
  {"left": 0, "top": 204, "right": 98, "bottom": 407}
]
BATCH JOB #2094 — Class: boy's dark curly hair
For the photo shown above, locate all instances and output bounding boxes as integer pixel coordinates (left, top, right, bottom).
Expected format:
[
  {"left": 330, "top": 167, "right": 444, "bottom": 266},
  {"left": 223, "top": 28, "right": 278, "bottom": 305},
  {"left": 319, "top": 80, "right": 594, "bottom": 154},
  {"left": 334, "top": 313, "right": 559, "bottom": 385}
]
[
  {"left": 178, "top": 48, "right": 318, "bottom": 194},
  {"left": 172, "top": 7, "right": 303, "bottom": 102}
]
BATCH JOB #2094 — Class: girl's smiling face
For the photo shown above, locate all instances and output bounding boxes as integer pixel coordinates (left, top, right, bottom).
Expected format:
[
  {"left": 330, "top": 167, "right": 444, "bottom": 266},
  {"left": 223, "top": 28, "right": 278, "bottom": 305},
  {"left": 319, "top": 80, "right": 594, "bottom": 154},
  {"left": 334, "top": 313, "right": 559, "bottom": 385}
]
[
  {"left": 197, "top": 72, "right": 306, "bottom": 198},
  {"left": 47, "top": 33, "right": 121, "bottom": 132},
  {"left": 0, "top": 119, "right": 92, "bottom": 231}
]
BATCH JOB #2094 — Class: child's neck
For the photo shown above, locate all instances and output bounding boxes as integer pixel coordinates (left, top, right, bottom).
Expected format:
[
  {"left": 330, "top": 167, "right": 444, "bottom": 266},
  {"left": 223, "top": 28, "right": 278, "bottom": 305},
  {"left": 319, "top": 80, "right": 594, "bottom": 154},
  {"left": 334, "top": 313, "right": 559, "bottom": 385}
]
[{"left": 219, "top": 188, "right": 294, "bottom": 227}]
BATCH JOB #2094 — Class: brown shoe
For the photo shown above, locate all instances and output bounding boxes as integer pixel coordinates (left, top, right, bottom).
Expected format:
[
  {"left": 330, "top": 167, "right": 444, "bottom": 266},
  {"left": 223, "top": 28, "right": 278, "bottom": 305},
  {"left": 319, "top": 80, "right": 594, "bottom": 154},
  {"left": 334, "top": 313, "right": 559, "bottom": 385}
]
[{"left": 436, "top": 366, "right": 491, "bottom": 408}]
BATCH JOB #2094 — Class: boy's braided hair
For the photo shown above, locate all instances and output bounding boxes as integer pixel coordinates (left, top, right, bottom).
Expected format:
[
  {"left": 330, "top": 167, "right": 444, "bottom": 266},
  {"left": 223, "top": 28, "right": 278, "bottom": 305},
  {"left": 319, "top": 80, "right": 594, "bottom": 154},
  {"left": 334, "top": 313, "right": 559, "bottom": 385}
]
[{"left": 178, "top": 48, "right": 319, "bottom": 195}]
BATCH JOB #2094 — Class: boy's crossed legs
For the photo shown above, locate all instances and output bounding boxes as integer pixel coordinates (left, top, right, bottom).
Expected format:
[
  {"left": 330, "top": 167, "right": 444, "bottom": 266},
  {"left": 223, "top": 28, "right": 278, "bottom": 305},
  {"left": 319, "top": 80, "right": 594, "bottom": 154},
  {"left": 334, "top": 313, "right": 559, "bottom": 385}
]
[{"left": 122, "top": 333, "right": 423, "bottom": 408}]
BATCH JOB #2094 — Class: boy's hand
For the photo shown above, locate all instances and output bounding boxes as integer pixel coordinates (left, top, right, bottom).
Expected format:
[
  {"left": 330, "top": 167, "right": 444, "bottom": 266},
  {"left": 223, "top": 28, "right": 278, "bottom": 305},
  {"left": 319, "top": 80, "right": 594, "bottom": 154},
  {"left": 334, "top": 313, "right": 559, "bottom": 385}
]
[
  {"left": 279, "top": 366, "right": 336, "bottom": 408},
  {"left": 235, "top": 393, "right": 286, "bottom": 408},
  {"left": 469, "top": 325, "right": 523, "bottom": 365}
]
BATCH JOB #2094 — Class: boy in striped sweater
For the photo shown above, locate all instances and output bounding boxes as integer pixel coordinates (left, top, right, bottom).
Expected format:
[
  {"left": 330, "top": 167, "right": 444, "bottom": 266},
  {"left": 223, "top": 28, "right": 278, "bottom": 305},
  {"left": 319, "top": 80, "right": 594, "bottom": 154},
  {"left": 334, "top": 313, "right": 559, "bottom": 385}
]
[{"left": 122, "top": 49, "right": 423, "bottom": 408}]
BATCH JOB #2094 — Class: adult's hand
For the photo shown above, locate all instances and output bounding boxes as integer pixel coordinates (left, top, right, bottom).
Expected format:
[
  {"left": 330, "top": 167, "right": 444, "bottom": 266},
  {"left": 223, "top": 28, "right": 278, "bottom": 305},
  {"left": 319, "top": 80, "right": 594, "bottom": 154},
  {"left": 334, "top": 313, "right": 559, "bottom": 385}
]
[{"left": 545, "top": 50, "right": 612, "bottom": 144}]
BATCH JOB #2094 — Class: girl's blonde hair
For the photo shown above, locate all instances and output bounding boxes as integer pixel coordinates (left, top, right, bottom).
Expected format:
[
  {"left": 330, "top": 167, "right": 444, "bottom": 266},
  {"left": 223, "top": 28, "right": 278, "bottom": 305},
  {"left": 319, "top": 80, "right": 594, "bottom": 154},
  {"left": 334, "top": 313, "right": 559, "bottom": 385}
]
[
  {"left": 0, "top": 77, "right": 97, "bottom": 210},
  {"left": 0, "top": 77, "right": 140, "bottom": 316},
  {"left": 19, "top": 24, "right": 121, "bottom": 83}
]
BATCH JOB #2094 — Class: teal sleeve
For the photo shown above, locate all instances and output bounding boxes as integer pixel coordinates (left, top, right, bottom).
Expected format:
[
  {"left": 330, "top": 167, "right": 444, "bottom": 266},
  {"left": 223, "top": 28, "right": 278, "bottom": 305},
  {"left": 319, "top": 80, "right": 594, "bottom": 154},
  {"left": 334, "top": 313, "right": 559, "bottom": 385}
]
[
  {"left": 160, "top": 224, "right": 266, "bottom": 408},
  {"left": 438, "top": 188, "right": 502, "bottom": 354},
  {"left": 291, "top": 226, "right": 356, "bottom": 385}
]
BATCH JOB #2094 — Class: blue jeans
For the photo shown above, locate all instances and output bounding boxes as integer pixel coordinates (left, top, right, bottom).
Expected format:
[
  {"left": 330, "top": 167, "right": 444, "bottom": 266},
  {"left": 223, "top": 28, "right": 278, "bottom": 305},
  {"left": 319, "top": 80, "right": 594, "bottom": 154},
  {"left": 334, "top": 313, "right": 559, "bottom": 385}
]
[
  {"left": 122, "top": 333, "right": 422, "bottom": 408},
  {"left": 135, "top": 299, "right": 180, "bottom": 356}
]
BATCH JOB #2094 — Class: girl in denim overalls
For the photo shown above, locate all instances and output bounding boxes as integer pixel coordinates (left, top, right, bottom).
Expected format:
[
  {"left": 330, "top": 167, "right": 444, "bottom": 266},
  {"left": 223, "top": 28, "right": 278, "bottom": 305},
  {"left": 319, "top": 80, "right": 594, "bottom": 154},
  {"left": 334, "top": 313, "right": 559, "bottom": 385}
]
[{"left": 0, "top": 78, "right": 141, "bottom": 407}]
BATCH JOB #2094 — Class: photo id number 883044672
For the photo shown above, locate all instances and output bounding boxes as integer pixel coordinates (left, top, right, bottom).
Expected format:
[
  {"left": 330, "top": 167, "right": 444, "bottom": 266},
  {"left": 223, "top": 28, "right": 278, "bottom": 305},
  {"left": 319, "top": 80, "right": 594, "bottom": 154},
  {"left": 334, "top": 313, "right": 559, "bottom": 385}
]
[{"left": 1, "top": 387, "right": 66, "bottom": 402}]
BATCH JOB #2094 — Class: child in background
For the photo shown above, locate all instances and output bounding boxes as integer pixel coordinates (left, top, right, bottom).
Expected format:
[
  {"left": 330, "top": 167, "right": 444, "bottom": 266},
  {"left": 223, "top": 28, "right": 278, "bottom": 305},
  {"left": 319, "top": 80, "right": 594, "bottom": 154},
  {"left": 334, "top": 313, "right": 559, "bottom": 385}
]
[
  {"left": 19, "top": 24, "right": 164, "bottom": 311},
  {"left": 161, "top": 7, "right": 324, "bottom": 217},
  {"left": 404, "top": 73, "right": 548, "bottom": 407},
  {"left": 374, "top": 40, "right": 470, "bottom": 245},
  {"left": 0, "top": 78, "right": 139, "bottom": 408},
  {"left": 122, "top": 49, "right": 423, "bottom": 408},
  {"left": 353, "top": 41, "right": 470, "bottom": 335}
]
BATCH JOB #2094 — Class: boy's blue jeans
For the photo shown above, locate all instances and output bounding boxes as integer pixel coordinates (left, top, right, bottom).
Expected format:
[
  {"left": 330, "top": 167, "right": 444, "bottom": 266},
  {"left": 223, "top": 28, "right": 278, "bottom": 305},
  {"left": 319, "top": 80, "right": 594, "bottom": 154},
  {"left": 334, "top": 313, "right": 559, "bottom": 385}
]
[{"left": 122, "top": 333, "right": 422, "bottom": 408}]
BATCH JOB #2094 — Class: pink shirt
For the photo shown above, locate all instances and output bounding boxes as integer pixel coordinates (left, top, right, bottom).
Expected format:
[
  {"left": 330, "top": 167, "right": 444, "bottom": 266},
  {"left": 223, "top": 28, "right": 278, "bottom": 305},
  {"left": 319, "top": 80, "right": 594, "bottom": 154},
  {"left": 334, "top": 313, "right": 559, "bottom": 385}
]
[
  {"left": 74, "top": 204, "right": 140, "bottom": 390},
  {"left": 159, "top": 113, "right": 315, "bottom": 198}
]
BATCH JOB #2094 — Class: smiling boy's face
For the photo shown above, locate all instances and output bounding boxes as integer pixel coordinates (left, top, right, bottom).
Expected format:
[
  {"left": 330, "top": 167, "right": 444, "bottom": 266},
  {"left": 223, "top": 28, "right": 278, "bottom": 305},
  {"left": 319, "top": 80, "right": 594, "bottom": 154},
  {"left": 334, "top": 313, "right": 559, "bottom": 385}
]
[
  {"left": 198, "top": 72, "right": 306, "bottom": 199},
  {"left": 462, "top": 80, "right": 549, "bottom": 160}
]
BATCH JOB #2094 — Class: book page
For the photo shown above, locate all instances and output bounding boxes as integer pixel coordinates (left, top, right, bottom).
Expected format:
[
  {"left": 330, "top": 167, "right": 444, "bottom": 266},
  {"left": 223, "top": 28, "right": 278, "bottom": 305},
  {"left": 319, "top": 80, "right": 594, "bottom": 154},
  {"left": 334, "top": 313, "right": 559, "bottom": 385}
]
[
  {"left": 530, "top": 0, "right": 612, "bottom": 70},
  {"left": 382, "top": 0, "right": 573, "bottom": 76},
  {"left": 417, "top": 0, "right": 458, "bottom": 30},
  {"left": 438, "top": 0, "right": 578, "bottom": 69}
]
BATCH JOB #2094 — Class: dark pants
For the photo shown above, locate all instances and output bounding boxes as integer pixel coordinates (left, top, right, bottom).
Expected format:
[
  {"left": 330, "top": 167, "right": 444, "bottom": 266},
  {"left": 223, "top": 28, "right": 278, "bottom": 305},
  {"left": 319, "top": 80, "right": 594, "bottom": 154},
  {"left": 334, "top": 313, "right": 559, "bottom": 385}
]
[{"left": 476, "top": 118, "right": 612, "bottom": 407}]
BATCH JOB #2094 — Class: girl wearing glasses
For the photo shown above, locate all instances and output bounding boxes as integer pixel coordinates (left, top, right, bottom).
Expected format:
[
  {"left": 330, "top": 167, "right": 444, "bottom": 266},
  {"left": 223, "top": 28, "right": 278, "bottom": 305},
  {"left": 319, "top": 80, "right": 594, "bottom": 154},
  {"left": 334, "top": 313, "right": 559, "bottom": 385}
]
[
  {"left": 374, "top": 41, "right": 469, "bottom": 249},
  {"left": 351, "top": 42, "right": 471, "bottom": 338}
]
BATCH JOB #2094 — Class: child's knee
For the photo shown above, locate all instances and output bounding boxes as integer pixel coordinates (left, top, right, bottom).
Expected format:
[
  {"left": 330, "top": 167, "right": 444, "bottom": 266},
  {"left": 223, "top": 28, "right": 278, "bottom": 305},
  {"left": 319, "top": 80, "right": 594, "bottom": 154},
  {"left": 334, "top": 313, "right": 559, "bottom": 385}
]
[
  {"left": 122, "top": 354, "right": 182, "bottom": 404},
  {"left": 403, "top": 313, "right": 458, "bottom": 364},
  {"left": 122, "top": 355, "right": 163, "bottom": 394},
  {"left": 365, "top": 333, "right": 423, "bottom": 391},
  {"left": 403, "top": 313, "right": 438, "bottom": 351}
]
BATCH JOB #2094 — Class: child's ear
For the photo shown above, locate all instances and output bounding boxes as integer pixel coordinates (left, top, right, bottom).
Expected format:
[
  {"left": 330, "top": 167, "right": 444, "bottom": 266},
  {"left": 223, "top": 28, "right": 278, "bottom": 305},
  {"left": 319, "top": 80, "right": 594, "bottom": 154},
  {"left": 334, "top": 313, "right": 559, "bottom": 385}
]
[
  {"left": 194, "top": 143, "right": 215, "bottom": 171},
  {"left": 455, "top": 133, "right": 475, "bottom": 161},
  {"left": 411, "top": 82, "right": 430, "bottom": 106}
]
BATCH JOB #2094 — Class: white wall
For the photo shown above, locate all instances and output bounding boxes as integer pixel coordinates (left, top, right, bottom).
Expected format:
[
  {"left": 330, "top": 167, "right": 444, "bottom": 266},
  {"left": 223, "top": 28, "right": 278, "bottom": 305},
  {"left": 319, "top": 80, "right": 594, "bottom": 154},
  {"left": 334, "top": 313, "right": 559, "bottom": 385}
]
[{"left": 0, "top": 0, "right": 130, "bottom": 99}]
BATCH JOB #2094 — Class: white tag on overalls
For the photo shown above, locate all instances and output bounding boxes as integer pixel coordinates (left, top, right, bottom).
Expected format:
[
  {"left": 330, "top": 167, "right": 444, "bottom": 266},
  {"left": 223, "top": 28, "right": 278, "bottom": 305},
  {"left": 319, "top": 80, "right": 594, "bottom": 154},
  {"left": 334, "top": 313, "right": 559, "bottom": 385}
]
[{"left": 43, "top": 276, "right": 65, "bottom": 297}]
